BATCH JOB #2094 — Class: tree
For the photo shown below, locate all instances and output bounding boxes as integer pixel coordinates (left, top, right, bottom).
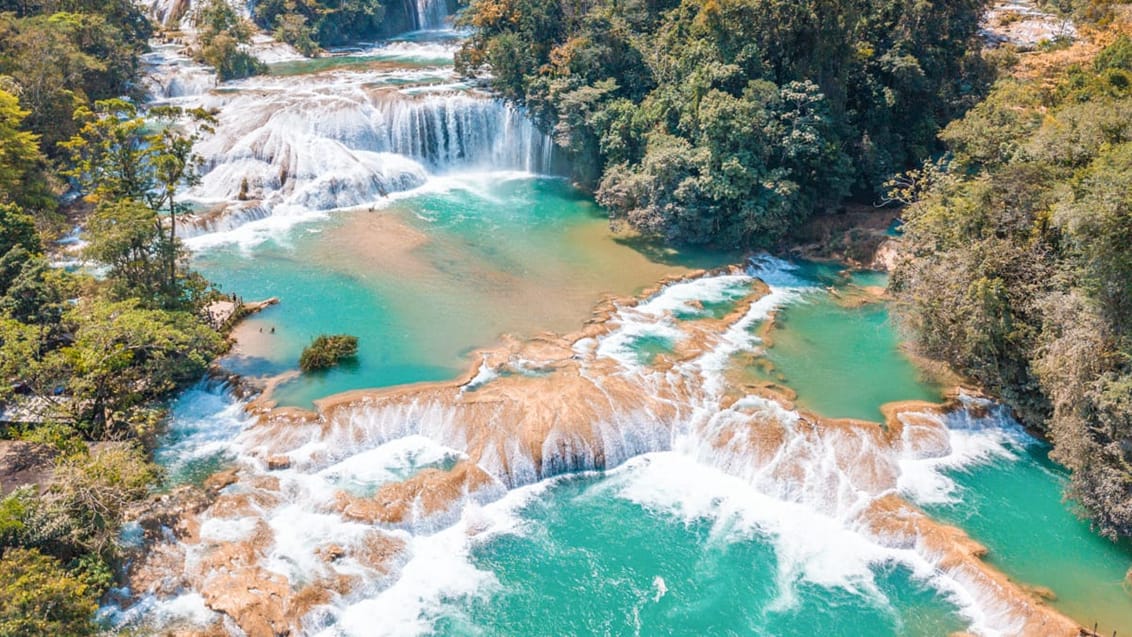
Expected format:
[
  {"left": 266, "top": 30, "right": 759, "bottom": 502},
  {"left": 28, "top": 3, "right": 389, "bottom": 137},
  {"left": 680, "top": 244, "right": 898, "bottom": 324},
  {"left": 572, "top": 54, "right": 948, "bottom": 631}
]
[
  {"left": 47, "top": 444, "right": 157, "bottom": 557},
  {"left": 0, "top": 89, "right": 50, "bottom": 212},
  {"left": 273, "top": 12, "right": 319, "bottom": 57},
  {"left": 0, "top": 255, "right": 65, "bottom": 357},
  {"left": 63, "top": 99, "right": 212, "bottom": 308},
  {"left": 458, "top": 0, "right": 991, "bottom": 245},
  {"left": 193, "top": 0, "right": 266, "bottom": 80},
  {"left": 0, "top": 549, "right": 98, "bottom": 637},
  {"left": 255, "top": 0, "right": 387, "bottom": 50},
  {"left": 62, "top": 99, "right": 152, "bottom": 203},
  {"left": 1055, "top": 143, "right": 1132, "bottom": 333},
  {"left": 83, "top": 200, "right": 168, "bottom": 305},
  {"left": 0, "top": 8, "right": 149, "bottom": 156},
  {"left": 62, "top": 298, "right": 224, "bottom": 436},
  {"left": 892, "top": 37, "right": 1132, "bottom": 538},
  {"left": 0, "top": 203, "right": 41, "bottom": 263}
]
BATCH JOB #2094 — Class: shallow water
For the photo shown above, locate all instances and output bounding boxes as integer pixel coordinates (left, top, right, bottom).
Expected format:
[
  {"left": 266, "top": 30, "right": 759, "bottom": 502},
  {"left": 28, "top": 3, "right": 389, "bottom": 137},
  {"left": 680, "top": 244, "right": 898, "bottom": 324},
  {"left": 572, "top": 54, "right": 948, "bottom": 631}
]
[
  {"left": 754, "top": 275, "right": 940, "bottom": 421},
  {"left": 152, "top": 253, "right": 1132, "bottom": 636},
  {"left": 925, "top": 437, "right": 1132, "bottom": 633},
  {"left": 196, "top": 176, "right": 727, "bottom": 406}
]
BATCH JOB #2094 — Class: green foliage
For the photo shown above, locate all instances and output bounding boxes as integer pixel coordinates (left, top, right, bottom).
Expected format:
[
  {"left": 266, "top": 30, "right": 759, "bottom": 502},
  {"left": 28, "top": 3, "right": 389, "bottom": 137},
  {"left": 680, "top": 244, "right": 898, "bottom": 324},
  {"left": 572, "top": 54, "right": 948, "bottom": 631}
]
[
  {"left": 193, "top": 0, "right": 266, "bottom": 80},
  {"left": 1056, "top": 142, "right": 1132, "bottom": 332},
  {"left": 0, "top": 446, "right": 153, "bottom": 634},
  {"left": 1096, "top": 34, "right": 1132, "bottom": 71},
  {"left": 0, "top": 1, "right": 150, "bottom": 155},
  {"left": 893, "top": 46, "right": 1132, "bottom": 538},
  {"left": 84, "top": 200, "right": 179, "bottom": 307},
  {"left": 0, "top": 548, "right": 98, "bottom": 636},
  {"left": 0, "top": 487, "right": 31, "bottom": 546},
  {"left": 63, "top": 298, "right": 224, "bottom": 435},
  {"left": 255, "top": 0, "right": 387, "bottom": 50},
  {"left": 299, "top": 334, "right": 359, "bottom": 372},
  {"left": 63, "top": 99, "right": 214, "bottom": 310},
  {"left": 64, "top": 100, "right": 211, "bottom": 214},
  {"left": 46, "top": 443, "right": 158, "bottom": 555},
  {"left": 17, "top": 422, "right": 87, "bottom": 456},
  {"left": 273, "top": 12, "right": 319, "bottom": 57},
  {"left": 0, "top": 0, "right": 231, "bottom": 624},
  {"left": 0, "top": 444, "right": 154, "bottom": 625},
  {"left": 0, "top": 203, "right": 42, "bottom": 262},
  {"left": 0, "top": 255, "right": 65, "bottom": 329},
  {"left": 0, "top": 90, "right": 51, "bottom": 214},
  {"left": 458, "top": 0, "right": 991, "bottom": 246}
]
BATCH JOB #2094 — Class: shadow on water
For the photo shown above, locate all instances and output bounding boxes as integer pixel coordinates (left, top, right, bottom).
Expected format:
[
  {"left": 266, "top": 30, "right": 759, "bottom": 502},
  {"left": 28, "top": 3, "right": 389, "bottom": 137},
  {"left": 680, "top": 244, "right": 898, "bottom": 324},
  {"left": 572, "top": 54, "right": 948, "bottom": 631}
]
[{"left": 611, "top": 232, "right": 739, "bottom": 270}]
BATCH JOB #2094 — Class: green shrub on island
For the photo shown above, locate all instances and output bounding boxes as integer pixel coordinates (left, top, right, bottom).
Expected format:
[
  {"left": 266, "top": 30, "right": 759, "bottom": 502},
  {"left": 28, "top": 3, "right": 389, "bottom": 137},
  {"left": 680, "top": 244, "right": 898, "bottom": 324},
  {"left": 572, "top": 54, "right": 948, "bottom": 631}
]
[{"left": 300, "top": 334, "right": 359, "bottom": 372}]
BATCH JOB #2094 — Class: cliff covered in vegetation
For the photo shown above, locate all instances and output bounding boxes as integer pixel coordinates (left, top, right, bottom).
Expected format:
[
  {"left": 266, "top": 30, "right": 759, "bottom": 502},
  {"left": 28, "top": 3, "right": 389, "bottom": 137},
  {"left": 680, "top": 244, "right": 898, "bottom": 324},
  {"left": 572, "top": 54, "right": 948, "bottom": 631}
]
[{"left": 892, "top": 3, "right": 1132, "bottom": 539}]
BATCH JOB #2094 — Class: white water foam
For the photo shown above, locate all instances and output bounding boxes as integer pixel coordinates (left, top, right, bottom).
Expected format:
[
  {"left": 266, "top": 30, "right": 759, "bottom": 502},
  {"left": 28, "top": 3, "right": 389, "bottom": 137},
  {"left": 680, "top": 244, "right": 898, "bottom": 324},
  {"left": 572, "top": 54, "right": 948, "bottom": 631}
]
[
  {"left": 184, "top": 170, "right": 543, "bottom": 251},
  {"left": 156, "top": 381, "right": 254, "bottom": 483},
  {"left": 317, "top": 480, "right": 556, "bottom": 637},
  {"left": 101, "top": 591, "right": 223, "bottom": 633},
  {"left": 605, "top": 450, "right": 1026, "bottom": 635},
  {"left": 898, "top": 399, "right": 1034, "bottom": 505},
  {"left": 135, "top": 11, "right": 553, "bottom": 248},
  {"left": 131, "top": 260, "right": 1043, "bottom": 637},
  {"left": 317, "top": 434, "right": 465, "bottom": 495},
  {"left": 354, "top": 39, "right": 459, "bottom": 63}
]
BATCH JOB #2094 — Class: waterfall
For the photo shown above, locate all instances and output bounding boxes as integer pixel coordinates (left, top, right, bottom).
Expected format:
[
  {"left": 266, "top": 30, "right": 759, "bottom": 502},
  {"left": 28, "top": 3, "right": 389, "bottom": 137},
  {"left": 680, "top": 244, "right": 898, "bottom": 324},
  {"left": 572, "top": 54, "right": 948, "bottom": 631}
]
[
  {"left": 184, "top": 84, "right": 557, "bottom": 231},
  {"left": 413, "top": 0, "right": 448, "bottom": 30},
  {"left": 378, "top": 95, "right": 554, "bottom": 173}
]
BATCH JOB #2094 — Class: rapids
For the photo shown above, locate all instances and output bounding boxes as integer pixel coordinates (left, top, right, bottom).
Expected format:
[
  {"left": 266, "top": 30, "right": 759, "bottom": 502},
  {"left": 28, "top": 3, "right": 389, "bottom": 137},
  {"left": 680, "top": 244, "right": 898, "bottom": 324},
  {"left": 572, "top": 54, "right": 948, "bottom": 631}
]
[{"left": 106, "top": 3, "right": 1132, "bottom": 636}]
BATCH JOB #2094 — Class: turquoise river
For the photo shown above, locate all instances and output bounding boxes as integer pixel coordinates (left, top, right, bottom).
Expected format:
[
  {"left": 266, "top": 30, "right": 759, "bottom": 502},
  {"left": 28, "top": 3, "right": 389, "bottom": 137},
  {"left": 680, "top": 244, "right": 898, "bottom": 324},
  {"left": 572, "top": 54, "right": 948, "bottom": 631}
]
[{"left": 107, "top": 9, "right": 1132, "bottom": 637}]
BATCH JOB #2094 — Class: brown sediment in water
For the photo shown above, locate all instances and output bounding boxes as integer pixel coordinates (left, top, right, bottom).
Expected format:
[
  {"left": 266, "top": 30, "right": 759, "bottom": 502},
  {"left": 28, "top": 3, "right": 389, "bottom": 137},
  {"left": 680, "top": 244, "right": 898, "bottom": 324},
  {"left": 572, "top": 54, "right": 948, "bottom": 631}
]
[
  {"left": 827, "top": 283, "right": 889, "bottom": 309},
  {"left": 126, "top": 266, "right": 1082, "bottom": 636},
  {"left": 296, "top": 209, "right": 719, "bottom": 363},
  {"left": 896, "top": 342, "right": 970, "bottom": 390},
  {"left": 316, "top": 210, "right": 436, "bottom": 282},
  {"left": 228, "top": 318, "right": 284, "bottom": 363}
]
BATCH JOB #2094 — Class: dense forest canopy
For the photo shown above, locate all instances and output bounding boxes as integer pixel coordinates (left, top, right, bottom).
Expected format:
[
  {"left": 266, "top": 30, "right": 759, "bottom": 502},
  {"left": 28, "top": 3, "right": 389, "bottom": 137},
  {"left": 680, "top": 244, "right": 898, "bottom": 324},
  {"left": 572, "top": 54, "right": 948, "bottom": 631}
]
[
  {"left": 0, "top": 0, "right": 151, "bottom": 156},
  {"left": 457, "top": 0, "right": 993, "bottom": 246},
  {"left": 893, "top": 18, "right": 1132, "bottom": 538}
]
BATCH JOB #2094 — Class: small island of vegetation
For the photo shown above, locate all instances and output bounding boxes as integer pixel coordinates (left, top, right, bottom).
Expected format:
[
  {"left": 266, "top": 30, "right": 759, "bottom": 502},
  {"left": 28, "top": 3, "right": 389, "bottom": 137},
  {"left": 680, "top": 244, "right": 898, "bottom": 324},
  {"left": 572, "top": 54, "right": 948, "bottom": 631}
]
[{"left": 299, "top": 334, "right": 359, "bottom": 372}]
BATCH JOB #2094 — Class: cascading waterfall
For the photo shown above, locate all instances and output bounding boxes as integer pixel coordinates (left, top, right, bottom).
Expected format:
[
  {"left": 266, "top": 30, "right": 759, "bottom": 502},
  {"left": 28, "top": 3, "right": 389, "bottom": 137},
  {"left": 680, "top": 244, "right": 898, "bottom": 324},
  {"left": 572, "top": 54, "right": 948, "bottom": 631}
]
[
  {"left": 141, "top": 44, "right": 217, "bottom": 100},
  {"left": 413, "top": 0, "right": 448, "bottom": 30},
  {"left": 110, "top": 259, "right": 1084, "bottom": 636},
  {"left": 135, "top": 0, "right": 552, "bottom": 242},
  {"left": 182, "top": 90, "right": 555, "bottom": 238},
  {"left": 167, "top": 68, "right": 555, "bottom": 241},
  {"left": 113, "top": 0, "right": 1112, "bottom": 632},
  {"left": 379, "top": 95, "right": 555, "bottom": 174}
]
